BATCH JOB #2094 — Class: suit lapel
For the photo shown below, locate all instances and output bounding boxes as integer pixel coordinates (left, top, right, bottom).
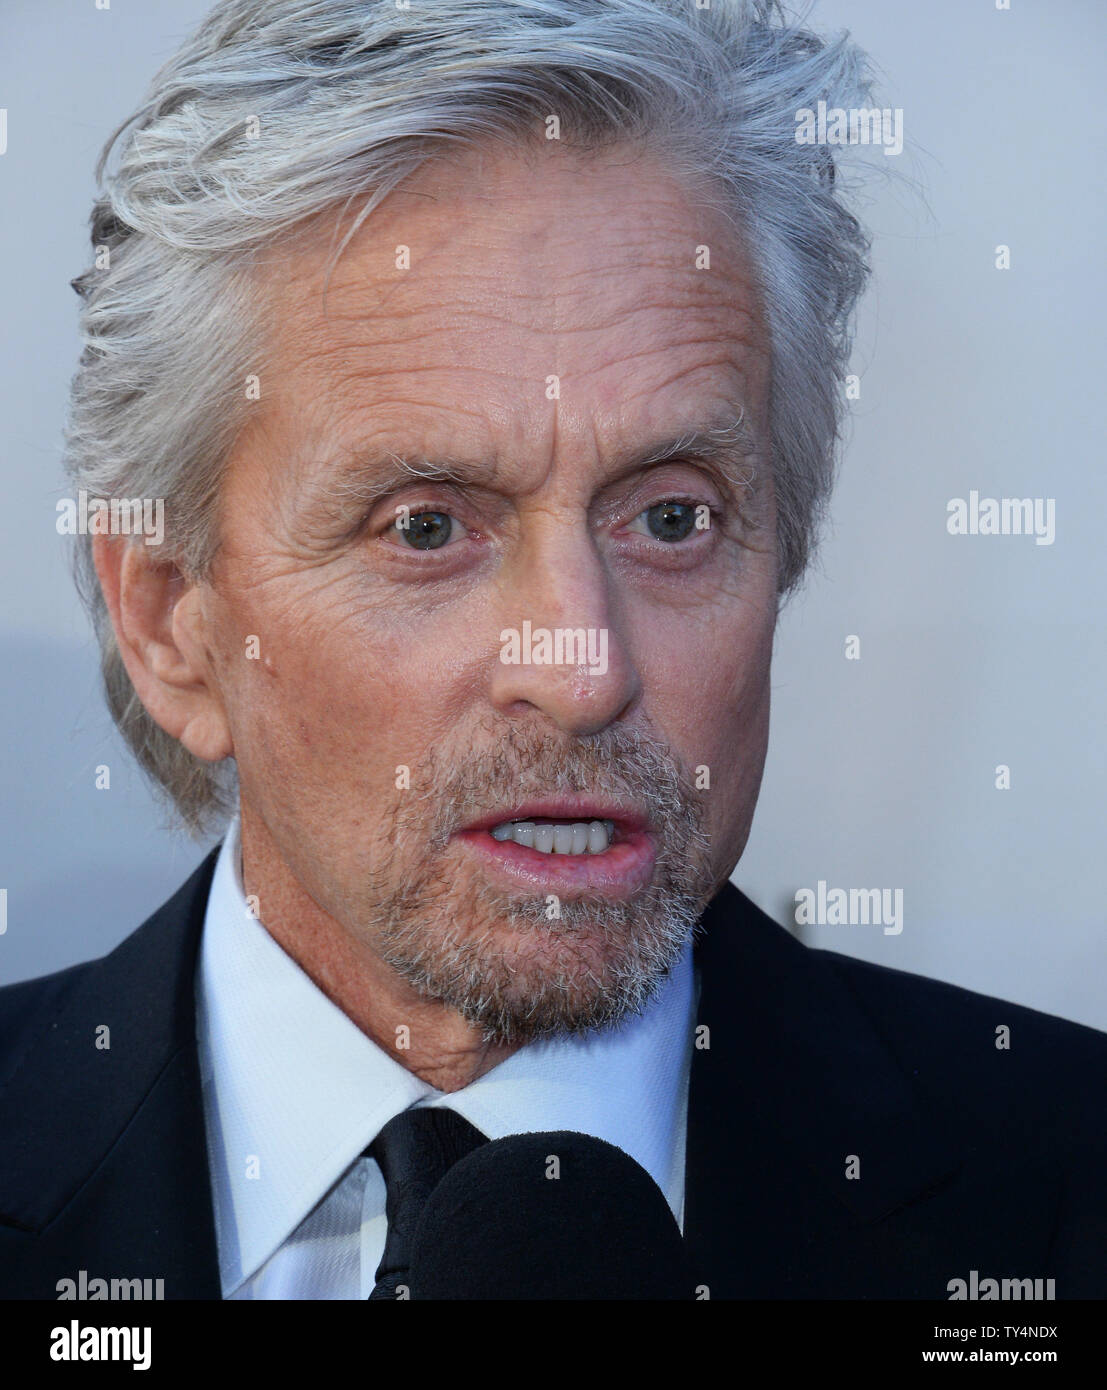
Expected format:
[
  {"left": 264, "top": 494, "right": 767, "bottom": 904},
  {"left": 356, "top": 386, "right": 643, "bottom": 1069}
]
[
  {"left": 0, "top": 850, "right": 221, "bottom": 1299},
  {"left": 685, "top": 880, "right": 964, "bottom": 1296}
]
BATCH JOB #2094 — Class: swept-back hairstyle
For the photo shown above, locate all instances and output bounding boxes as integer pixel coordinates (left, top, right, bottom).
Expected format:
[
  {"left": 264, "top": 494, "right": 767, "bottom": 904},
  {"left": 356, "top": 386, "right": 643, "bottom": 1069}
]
[{"left": 65, "top": 0, "right": 875, "bottom": 833}]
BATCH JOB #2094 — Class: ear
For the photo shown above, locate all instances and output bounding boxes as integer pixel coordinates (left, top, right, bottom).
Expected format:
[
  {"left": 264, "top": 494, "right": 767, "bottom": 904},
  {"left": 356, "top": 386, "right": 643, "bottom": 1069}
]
[{"left": 92, "top": 533, "right": 234, "bottom": 763}]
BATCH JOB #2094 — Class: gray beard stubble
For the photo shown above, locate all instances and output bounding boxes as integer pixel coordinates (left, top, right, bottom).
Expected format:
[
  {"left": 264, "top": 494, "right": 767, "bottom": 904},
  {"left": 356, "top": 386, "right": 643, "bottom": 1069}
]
[{"left": 365, "top": 719, "right": 715, "bottom": 1046}]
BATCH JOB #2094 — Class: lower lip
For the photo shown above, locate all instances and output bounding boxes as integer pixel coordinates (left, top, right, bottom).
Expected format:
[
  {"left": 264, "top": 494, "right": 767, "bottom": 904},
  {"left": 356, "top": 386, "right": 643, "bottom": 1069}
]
[{"left": 452, "top": 828, "right": 657, "bottom": 897}]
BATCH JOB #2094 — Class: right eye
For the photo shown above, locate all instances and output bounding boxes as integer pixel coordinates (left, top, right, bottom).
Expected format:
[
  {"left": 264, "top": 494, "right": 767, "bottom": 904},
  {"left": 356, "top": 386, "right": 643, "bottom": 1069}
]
[{"left": 383, "top": 508, "right": 464, "bottom": 551}]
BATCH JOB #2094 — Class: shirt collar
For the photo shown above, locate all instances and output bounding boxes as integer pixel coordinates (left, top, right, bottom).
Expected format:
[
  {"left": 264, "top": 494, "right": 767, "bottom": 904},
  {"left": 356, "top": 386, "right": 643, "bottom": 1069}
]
[{"left": 196, "top": 817, "right": 695, "bottom": 1294}]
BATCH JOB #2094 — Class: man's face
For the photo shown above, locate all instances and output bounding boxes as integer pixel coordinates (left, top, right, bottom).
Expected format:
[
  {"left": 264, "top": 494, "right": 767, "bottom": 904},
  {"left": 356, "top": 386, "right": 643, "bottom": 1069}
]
[{"left": 196, "top": 140, "right": 777, "bottom": 1045}]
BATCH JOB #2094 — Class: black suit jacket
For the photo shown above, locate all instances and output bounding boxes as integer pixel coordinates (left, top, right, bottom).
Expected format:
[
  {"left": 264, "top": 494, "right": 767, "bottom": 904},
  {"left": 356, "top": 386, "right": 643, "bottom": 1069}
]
[{"left": 1, "top": 848, "right": 1105, "bottom": 1299}]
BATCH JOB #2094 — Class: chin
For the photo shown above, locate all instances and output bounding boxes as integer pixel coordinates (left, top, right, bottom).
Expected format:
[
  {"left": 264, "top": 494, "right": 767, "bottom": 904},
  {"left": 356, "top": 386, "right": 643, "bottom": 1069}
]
[{"left": 382, "top": 910, "right": 686, "bottom": 1047}]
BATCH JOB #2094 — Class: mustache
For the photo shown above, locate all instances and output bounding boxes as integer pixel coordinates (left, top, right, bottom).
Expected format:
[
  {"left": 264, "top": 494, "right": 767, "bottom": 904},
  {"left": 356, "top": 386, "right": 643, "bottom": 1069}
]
[{"left": 401, "top": 720, "right": 706, "bottom": 849}]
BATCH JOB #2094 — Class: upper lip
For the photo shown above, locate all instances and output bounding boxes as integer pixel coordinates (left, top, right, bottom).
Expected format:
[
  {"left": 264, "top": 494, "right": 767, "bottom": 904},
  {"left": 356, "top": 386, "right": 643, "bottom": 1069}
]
[{"left": 459, "top": 799, "right": 650, "bottom": 835}]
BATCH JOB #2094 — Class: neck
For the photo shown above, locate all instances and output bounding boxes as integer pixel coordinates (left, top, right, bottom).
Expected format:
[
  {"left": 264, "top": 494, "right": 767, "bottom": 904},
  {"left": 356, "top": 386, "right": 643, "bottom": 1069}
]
[{"left": 237, "top": 812, "right": 518, "bottom": 1093}]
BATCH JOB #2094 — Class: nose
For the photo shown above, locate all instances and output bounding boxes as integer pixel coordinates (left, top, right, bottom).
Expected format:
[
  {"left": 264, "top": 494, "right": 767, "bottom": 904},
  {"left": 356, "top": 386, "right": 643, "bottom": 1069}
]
[{"left": 487, "top": 522, "right": 640, "bottom": 738}]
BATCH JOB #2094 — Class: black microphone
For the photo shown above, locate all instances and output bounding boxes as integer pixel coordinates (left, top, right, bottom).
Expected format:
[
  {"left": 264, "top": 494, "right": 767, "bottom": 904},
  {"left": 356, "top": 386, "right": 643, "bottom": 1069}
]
[{"left": 407, "top": 1130, "right": 696, "bottom": 1299}]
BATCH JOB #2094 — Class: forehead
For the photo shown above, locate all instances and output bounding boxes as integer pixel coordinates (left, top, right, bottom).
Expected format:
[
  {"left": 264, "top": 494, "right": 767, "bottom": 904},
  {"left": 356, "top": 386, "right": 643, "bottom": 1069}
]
[{"left": 246, "top": 139, "right": 769, "bottom": 474}]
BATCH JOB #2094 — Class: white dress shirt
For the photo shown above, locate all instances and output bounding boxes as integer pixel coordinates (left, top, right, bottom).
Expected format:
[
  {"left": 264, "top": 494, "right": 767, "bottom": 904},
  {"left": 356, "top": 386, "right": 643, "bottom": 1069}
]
[{"left": 195, "top": 817, "right": 698, "bottom": 1299}]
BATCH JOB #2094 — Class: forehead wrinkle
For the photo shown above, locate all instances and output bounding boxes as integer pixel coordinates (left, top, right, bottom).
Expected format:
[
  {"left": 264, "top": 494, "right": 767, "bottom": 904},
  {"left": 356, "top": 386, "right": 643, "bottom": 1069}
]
[
  {"left": 270, "top": 221, "right": 755, "bottom": 357},
  {"left": 321, "top": 268, "right": 753, "bottom": 346},
  {"left": 260, "top": 226, "right": 763, "bottom": 388},
  {"left": 280, "top": 296, "right": 764, "bottom": 398}
]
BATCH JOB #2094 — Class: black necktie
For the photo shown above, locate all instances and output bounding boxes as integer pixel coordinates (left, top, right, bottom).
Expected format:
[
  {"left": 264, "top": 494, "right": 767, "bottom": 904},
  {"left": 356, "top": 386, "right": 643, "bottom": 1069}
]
[{"left": 367, "top": 1106, "right": 488, "bottom": 1300}]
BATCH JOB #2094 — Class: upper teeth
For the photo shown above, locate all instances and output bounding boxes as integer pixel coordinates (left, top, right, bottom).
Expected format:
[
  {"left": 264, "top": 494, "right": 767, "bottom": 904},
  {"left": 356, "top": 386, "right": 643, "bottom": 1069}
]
[{"left": 490, "top": 819, "right": 616, "bottom": 854}]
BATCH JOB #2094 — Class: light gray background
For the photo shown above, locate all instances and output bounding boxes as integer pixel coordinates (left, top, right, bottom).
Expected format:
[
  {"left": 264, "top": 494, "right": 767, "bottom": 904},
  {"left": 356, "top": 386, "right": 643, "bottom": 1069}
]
[{"left": 2, "top": 1, "right": 1103, "bottom": 1030}]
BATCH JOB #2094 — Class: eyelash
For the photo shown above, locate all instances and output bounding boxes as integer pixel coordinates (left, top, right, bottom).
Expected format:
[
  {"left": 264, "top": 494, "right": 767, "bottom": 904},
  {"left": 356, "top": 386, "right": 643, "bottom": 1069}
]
[{"left": 379, "top": 498, "right": 721, "bottom": 549}]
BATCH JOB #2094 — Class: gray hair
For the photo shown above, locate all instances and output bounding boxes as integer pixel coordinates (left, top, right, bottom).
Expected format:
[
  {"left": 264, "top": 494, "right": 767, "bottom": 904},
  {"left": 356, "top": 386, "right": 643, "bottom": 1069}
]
[{"left": 65, "top": 0, "right": 876, "bottom": 834}]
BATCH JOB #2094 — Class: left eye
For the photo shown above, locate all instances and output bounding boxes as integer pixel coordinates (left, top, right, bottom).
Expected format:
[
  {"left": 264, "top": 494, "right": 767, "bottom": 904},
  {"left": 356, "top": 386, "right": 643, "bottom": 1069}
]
[{"left": 626, "top": 501, "right": 704, "bottom": 543}]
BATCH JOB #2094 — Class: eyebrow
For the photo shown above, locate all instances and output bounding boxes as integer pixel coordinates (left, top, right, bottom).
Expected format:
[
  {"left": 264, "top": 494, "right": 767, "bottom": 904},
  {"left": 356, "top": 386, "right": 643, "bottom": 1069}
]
[
  {"left": 634, "top": 412, "right": 760, "bottom": 485},
  {"left": 315, "top": 408, "right": 761, "bottom": 523}
]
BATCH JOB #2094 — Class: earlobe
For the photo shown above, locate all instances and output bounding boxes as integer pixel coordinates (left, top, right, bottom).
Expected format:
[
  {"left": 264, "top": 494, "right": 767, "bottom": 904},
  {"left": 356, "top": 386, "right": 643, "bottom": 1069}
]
[
  {"left": 171, "top": 586, "right": 236, "bottom": 762},
  {"left": 91, "top": 533, "right": 234, "bottom": 763}
]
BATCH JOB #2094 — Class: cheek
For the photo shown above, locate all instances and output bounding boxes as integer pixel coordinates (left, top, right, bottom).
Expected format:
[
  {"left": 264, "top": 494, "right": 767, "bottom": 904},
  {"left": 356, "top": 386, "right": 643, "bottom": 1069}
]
[
  {"left": 215, "top": 601, "right": 415, "bottom": 805},
  {"left": 639, "top": 597, "right": 773, "bottom": 848},
  {"left": 646, "top": 597, "right": 772, "bottom": 743}
]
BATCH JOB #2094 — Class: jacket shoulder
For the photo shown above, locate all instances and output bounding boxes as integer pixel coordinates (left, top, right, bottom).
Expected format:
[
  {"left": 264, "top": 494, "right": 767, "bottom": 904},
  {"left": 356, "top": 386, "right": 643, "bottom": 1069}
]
[
  {"left": 815, "top": 946, "right": 1107, "bottom": 1139},
  {"left": 0, "top": 964, "right": 89, "bottom": 1087},
  {"left": 0, "top": 848, "right": 221, "bottom": 1092}
]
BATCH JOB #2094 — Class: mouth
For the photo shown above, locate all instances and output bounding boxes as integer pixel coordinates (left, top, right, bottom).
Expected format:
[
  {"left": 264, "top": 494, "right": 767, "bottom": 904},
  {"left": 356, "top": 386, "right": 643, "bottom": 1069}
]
[
  {"left": 460, "top": 800, "right": 648, "bottom": 852},
  {"left": 452, "top": 800, "right": 656, "bottom": 897}
]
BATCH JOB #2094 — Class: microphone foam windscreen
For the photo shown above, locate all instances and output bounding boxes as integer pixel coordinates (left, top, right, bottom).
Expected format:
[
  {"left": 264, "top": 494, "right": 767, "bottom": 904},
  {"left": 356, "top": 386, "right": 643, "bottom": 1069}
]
[{"left": 408, "top": 1129, "right": 695, "bottom": 1300}]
